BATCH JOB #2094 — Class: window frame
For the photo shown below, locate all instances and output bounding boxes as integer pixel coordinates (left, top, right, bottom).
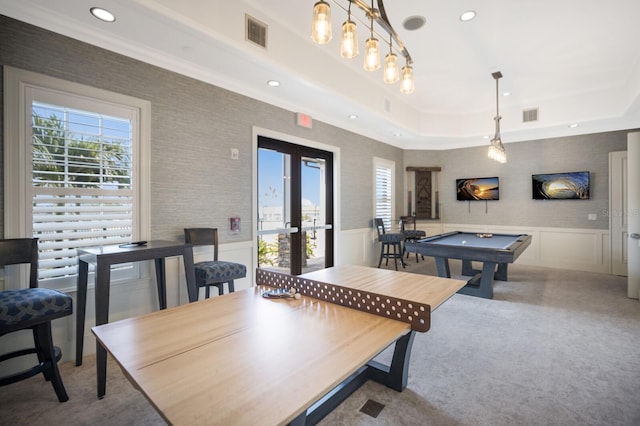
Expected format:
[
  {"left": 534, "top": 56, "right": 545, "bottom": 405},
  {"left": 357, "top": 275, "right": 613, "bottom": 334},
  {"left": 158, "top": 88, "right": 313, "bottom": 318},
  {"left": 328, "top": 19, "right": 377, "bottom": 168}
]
[
  {"left": 3, "top": 66, "right": 151, "bottom": 291},
  {"left": 373, "top": 157, "right": 396, "bottom": 231}
]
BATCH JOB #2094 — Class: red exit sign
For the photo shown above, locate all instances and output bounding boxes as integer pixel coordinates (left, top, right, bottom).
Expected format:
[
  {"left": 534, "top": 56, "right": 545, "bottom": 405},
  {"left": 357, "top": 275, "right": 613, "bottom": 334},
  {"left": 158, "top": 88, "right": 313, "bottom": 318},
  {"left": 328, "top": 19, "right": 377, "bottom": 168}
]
[{"left": 296, "top": 112, "right": 313, "bottom": 129}]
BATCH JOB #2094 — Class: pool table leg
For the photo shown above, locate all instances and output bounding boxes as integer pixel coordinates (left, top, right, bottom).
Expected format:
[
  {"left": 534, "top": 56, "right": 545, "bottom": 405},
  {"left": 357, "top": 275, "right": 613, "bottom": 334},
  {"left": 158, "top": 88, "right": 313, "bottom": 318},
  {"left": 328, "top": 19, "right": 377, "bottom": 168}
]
[
  {"left": 457, "top": 261, "right": 496, "bottom": 299},
  {"left": 495, "top": 263, "right": 508, "bottom": 281},
  {"left": 462, "top": 260, "right": 509, "bottom": 282},
  {"left": 461, "top": 259, "right": 475, "bottom": 276},
  {"left": 434, "top": 257, "right": 451, "bottom": 278}
]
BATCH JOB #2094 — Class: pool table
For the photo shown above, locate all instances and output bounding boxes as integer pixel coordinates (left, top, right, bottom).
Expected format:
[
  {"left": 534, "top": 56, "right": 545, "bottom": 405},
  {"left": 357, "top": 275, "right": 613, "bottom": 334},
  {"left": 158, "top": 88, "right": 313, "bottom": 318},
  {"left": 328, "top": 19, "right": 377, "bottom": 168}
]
[{"left": 405, "top": 231, "right": 532, "bottom": 299}]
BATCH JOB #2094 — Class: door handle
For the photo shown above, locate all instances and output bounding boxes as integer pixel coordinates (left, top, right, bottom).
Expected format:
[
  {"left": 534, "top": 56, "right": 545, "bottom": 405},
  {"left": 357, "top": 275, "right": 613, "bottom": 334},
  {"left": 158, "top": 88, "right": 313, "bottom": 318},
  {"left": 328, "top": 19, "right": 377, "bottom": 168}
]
[{"left": 630, "top": 233, "right": 640, "bottom": 239}]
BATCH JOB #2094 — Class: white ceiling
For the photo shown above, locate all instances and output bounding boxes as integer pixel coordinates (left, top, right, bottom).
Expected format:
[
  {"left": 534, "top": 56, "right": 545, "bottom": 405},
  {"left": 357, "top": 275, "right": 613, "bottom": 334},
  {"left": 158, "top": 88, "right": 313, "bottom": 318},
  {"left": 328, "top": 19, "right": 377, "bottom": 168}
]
[{"left": 2, "top": 0, "right": 640, "bottom": 149}]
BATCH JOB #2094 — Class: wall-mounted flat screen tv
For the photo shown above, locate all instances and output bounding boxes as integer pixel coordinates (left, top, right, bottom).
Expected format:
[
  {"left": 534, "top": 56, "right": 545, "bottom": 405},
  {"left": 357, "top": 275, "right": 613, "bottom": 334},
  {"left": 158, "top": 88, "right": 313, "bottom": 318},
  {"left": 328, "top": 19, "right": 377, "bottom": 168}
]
[
  {"left": 532, "top": 171, "right": 590, "bottom": 200},
  {"left": 456, "top": 177, "right": 499, "bottom": 201}
]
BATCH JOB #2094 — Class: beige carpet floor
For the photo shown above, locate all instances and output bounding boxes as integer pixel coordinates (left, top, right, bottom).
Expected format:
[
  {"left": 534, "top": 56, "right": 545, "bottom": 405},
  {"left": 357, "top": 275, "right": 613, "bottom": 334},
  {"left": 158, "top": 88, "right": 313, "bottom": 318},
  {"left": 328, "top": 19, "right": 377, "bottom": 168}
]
[{"left": 1, "top": 258, "right": 639, "bottom": 425}]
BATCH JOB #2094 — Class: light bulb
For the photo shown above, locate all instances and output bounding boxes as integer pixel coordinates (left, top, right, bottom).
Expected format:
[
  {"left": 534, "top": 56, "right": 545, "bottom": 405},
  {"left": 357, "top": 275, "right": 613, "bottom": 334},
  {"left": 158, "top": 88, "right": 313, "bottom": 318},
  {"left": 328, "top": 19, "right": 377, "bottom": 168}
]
[
  {"left": 384, "top": 52, "right": 399, "bottom": 83},
  {"left": 363, "top": 37, "right": 380, "bottom": 71},
  {"left": 311, "top": 1, "right": 332, "bottom": 44},
  {"left": 340, "top": 19, "right": 358, "bottom": 58},
  {"left": 400, "top": 64, "right": 415, "bottom": 94}
]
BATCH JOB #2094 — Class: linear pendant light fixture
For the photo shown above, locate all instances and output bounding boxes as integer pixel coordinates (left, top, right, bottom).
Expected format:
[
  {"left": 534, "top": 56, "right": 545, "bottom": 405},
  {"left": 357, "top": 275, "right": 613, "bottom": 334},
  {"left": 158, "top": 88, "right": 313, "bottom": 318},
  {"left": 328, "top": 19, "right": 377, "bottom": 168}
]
[
  {"left": 312, "top": 0, "right": 415, "bottom": 94},
  {"left": 488, "top": 71, "right": 507, "bottom": 163}
]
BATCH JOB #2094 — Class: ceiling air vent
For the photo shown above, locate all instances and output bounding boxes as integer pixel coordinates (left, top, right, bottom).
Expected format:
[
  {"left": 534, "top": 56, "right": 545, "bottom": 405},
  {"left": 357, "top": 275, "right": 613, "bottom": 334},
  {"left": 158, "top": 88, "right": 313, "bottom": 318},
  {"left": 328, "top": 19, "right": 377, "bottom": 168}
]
[
  {"left": 522, "top": 108, "right": 539, "bottom": 123},
  {"left": 246, "top": 14, "right": 267, "bottom": 49}
]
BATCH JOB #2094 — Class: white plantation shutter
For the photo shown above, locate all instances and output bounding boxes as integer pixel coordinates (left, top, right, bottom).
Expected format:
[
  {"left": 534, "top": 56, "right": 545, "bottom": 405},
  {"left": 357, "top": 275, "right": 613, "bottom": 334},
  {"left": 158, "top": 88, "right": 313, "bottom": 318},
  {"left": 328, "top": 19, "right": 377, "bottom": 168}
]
[
  {"left": 32, "top": 189, "right": 133, "bottom": 279},
  {"left": 374, "top": 158, "right": 395, "bottom": 230},
  {"left": 30, "top": 99, "right": 135, "bottom": 282}
]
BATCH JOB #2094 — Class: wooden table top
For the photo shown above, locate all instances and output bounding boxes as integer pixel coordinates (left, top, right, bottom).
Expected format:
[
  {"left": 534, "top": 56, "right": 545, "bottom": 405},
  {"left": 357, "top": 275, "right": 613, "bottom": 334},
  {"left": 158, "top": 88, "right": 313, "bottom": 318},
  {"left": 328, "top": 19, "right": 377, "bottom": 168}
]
[{"left": 92, "top": 265, "right": 465, "bottom": 425}]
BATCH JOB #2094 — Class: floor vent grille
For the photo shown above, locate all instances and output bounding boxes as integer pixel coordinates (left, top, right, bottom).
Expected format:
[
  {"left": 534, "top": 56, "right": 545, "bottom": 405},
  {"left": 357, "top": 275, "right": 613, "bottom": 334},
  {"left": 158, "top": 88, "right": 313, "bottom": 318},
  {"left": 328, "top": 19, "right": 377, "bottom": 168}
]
[{"left": 359, "top": 399, "right": 385, "bottom": 418}]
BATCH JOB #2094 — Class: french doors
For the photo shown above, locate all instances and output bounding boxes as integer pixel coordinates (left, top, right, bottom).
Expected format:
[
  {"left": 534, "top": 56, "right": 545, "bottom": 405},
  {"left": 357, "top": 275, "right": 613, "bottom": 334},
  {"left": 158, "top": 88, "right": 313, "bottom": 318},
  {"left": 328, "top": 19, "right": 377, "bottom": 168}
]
[{"left": 257, "top": 136, "right": 334, "bottom": 275}]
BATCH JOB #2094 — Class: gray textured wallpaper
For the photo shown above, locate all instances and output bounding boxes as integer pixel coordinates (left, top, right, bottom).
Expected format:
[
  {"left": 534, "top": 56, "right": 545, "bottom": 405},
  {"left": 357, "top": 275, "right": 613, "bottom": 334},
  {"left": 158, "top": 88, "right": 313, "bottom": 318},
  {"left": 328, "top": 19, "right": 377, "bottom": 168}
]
[
  {"left": 405, "top": 131, "right": 629, "bottom": 229},
  {"left": 0, "top": 15, "right": 403, "bottom": 241},
  {"left": 0, "top": 15, "right": 635, "bottom": 243}
]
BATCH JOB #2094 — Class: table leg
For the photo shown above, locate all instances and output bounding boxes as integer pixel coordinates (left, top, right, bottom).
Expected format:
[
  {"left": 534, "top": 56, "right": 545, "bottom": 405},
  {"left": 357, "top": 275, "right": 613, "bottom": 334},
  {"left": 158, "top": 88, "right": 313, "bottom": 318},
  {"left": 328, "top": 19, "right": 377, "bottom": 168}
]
[
  {"left": 465, "top": 261, "right": 508, "bottom": 281},
  {"left": 95, "top": 259, "right": 111, "bottom": 399},
  {"left": 75, "top": 260, "right": 88, "bottom": 366},
  {"left": 302, "top": 331, "right": 416, "bottom": 425},
  {"left": 182, "top": 246, "right": 198, "bottom": 303},
  {"left": 154, "top": 258, "right": 167, "bottom": 310},
  {"left": 458, "top": 261, "right": 497, "bottom": 299},
  {"left": 434, "top": 257, "right": 451, "bottom": 278},
  {"left": 479, "top": 262, "right": 497, "bottom": 299},
  {"left": 461, "top": 259, "right": 476, "bottom": 276},
  {"left": 495, "top": 263, "right": 509, "bottom": 281},
  {"left": 368, "top": 330, "right": 416, "bottom": 391}
]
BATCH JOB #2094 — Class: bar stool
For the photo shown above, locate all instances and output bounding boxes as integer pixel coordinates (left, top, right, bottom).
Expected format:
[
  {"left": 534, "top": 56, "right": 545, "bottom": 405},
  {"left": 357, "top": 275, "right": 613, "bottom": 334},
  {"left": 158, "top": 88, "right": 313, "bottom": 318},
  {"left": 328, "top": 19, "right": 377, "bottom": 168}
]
[
  {"left": 400, "top": 216, "right": 426, "bottom": 262},
  {"left": 375, "top": 218, "right": 406, "bottom": 270}
]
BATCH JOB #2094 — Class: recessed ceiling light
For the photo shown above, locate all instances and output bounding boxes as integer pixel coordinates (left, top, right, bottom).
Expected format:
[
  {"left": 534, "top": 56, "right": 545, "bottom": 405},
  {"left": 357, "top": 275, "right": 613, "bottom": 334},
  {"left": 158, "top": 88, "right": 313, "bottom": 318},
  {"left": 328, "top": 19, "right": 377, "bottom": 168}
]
[
  {"left": 394, "top": 132, "right": 402, "bottom": 137},
  {"left": 502, "top": 91, "right": 511, "bottom": 97},
  {"left": 403, "top": 16, "right": 426, "bottom": 31},
  {"left": 348, "top": 114, "right": 358, "bottom": 119},
  {"left": 568, "top": 123, "right": 579, "bottom": 128},
  {"left": 90, "top": 7, "right": 116, "bottom": 22},
  {"left": 460, "top": 10, "right": 476, "bottom": 22},
  {"left": 267, "top": 80, "right": 280, "bottom": 87}
]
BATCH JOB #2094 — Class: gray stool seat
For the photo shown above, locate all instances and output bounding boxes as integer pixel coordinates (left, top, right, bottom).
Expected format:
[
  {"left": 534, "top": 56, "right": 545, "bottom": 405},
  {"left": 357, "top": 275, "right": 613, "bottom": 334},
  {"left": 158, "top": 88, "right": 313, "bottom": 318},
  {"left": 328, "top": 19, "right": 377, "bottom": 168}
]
[
  {"left": 185, "top": 228, "right": 247, "bottom": 299},
  {"left": 194, "top": 260, "right": 247, "bottom": 294},
  {"left": 0, "top": 288, "right": 72, "bottom": 332}
]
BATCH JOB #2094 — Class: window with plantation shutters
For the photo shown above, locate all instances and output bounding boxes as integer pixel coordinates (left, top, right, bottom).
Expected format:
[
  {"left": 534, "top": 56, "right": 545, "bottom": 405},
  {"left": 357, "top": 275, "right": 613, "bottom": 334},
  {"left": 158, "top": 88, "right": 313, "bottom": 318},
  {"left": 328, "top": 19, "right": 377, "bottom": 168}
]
[
  {"left": 374, "top": 158, "right": 395, "bottom": 230},
  {"left": 4, "top": 67, "right": 150, "bottom": 290},
  {"left": 31, "top": 101, "right": 135, "bottom": 281}
]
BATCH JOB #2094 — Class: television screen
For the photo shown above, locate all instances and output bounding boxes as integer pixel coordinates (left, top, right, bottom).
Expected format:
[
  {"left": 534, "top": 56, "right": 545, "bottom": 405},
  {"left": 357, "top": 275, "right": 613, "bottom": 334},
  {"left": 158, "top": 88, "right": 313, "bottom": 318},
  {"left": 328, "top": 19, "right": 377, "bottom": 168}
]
[
  {"left": 532, "top": 171, "right": 590, "bottom": 200},
  {"left": 456, "top": 177, "right": 499, "bottom": 201}
]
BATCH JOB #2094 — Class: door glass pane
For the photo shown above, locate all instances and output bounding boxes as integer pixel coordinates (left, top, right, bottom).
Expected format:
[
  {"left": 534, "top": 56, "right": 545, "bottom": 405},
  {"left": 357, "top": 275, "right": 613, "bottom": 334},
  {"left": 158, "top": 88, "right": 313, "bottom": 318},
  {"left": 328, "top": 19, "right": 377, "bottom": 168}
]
[
  {"left": 257, "top": 137, "right": 333, "bottom": 276},
  {"left": 258, "top": 148, "right": 291, "bottom": 272},
  {"left": 301, "top": 157, "right": 326, "bottom": 274}
]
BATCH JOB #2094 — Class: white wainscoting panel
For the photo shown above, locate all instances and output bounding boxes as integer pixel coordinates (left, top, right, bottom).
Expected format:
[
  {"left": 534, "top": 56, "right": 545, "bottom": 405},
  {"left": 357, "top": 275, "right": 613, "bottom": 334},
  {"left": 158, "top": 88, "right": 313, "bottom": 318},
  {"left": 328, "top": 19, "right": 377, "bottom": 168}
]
[
  {"left": 443, "top": 224, "right": 610, "bottom": 273},
  {"left": 338, "top": 228, "right": 376, "bottom": 266}
]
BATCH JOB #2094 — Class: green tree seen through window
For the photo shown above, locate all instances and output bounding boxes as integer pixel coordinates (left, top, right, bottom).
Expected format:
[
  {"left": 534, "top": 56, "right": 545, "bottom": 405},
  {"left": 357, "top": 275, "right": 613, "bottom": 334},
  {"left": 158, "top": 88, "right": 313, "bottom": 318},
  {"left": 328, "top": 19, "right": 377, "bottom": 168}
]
[{"left": 32, "top": 113, "right": 131, "bottom": 188}]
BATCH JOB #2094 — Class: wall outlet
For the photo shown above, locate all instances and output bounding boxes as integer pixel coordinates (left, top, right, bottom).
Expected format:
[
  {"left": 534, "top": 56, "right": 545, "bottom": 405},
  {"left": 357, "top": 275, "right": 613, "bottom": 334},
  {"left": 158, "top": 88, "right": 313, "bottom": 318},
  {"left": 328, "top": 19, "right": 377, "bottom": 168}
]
[
  {"left": 588, "top": 213, "right": 597, "bottom": 220},
  {"left": 231, "top": 148, "right": 239, "bottom": 160}
]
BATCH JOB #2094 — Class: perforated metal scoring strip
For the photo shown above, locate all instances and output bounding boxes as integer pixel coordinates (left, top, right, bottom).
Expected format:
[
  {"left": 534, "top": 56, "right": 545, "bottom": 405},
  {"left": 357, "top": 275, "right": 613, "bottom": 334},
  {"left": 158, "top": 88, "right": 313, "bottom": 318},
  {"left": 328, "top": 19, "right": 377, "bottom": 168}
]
[{"left": 256, "top": 269, "right": 431, "bottom": 332}]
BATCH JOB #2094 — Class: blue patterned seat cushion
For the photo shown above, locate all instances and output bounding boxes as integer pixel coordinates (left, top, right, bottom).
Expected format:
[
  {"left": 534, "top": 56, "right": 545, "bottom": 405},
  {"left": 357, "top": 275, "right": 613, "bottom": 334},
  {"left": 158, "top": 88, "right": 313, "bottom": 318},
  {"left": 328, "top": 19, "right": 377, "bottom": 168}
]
[
  {"left": 195, "top": 261, "right": 247, "bottom": 284},
  {"left": 403, "top": 230, "right": 426, "bottom": 239},
  {"left": 379, "top": 233, "right": 404, "bottom": 243},
  {"left": 0, "top": 288, "right": 72, "bottom": 333}
]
